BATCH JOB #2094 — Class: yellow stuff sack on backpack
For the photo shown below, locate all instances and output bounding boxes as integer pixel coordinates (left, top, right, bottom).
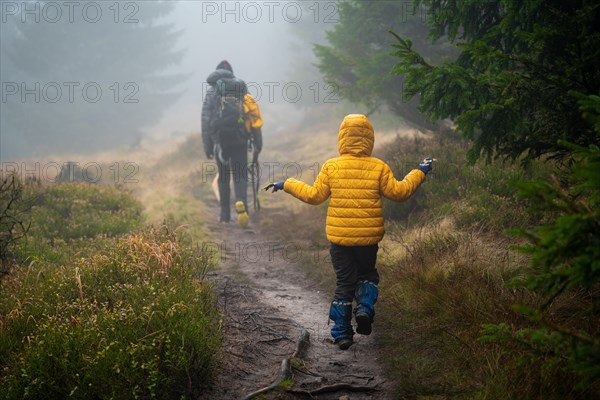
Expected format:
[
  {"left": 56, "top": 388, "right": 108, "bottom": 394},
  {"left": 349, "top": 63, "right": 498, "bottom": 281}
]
[{"left": 243, "top": 94, "right": 263, "bottom": 133}]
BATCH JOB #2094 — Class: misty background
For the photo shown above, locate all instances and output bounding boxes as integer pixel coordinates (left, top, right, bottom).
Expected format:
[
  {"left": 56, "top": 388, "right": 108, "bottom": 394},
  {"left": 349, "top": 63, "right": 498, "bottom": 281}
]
[{"left": 0, "top": 0, "right": 334, "bottom": 160}]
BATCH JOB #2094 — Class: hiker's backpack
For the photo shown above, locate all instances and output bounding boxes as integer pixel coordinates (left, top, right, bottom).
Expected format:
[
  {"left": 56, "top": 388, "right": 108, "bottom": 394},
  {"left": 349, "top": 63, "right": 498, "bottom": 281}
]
[{"left": 211, "top": 78, "right": 248, "bottom": 145}]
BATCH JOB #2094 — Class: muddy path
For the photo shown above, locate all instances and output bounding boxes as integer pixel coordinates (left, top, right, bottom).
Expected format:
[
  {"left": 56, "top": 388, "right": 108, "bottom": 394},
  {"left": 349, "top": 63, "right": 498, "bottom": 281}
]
[{"left": 199, "top": 195, "right": 393, "bottom": 399}]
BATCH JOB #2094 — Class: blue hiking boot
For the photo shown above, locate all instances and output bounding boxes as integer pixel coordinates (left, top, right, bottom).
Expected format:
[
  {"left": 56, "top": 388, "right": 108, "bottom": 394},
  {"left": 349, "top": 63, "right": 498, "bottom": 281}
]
[
  {"left": 354, "top": 281, "right": 379, "bottom": 335},
  {"left": 329, "top": 299, "right": 354, "bottom": 350}
]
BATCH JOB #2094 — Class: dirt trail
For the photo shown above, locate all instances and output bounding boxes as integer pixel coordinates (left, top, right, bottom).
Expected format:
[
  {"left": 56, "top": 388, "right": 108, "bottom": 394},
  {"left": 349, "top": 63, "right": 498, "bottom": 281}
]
[{"left": 200, "top": 197, "right": 392, "bottom": 399}]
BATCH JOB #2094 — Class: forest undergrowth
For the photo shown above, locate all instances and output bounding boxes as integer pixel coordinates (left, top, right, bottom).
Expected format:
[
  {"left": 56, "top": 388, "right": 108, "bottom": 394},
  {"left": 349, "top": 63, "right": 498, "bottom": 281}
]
[{"left": 0, "top": 170, "right": 221, "bottom": 399}]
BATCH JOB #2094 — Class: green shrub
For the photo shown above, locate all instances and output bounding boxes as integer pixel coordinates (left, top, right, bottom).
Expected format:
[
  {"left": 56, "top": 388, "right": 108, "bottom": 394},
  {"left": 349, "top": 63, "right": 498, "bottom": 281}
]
[
  {"left": 29, "top": 183, "right": 142, "bottom": 240},
  {"left": 0, "top": 227, "right": 220, "bottom": 399},
  {"left": 479, "top": 142, "right": 600, "bottom": 393},
  {"left": 15, "top": 183, "right": 142, "bottom": 264}
]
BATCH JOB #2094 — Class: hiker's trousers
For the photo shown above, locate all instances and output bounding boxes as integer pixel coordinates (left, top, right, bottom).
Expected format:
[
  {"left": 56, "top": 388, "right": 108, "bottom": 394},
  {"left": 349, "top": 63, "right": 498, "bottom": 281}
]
[
  {"left": 217, "top": 144, "right": 248, "bottom": 221},
  {"left": 329, "top": 243, "right": 380, "bottom": 301}
]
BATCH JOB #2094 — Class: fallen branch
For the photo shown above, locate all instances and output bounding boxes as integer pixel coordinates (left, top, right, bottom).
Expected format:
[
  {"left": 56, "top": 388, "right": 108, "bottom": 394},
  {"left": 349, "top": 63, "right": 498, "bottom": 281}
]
[{"left": 242, "top": 329, "right": 310, "bottom": 400}]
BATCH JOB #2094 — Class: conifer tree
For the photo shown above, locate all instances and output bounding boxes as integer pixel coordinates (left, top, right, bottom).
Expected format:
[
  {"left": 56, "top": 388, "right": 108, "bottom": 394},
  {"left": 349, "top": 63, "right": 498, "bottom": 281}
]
[
  {"left": 314, "top": 0, "right": 455, "bottom": 129},
  {"left": 391, "top": 0, "right": 600, "bottom": 163}
]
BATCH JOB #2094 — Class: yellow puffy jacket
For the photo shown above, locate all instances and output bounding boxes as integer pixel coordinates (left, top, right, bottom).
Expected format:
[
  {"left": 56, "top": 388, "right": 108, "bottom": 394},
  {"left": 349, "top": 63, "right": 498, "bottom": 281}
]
[{"left": 283, "top": 114, "right": 426, "bottom": 246}]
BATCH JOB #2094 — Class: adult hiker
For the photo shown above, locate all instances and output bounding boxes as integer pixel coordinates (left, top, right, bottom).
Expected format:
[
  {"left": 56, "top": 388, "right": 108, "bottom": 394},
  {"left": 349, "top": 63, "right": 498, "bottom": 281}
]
[
  {"left": 265, "top": 114, "right": 433, "bottom": 350},
  {"left": 202, "top": 60, "right": 263, "bottom": 226}
]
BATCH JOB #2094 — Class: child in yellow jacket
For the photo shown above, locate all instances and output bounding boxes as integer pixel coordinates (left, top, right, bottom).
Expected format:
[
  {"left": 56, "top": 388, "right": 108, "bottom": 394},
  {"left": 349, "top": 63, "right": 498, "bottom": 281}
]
[{"left": 266, "top": 114, "right": 433, "bottom": 349}]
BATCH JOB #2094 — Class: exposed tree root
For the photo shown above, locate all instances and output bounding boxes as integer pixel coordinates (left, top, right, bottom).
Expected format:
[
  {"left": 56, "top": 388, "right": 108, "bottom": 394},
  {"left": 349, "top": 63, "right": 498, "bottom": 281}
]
[
  {"left": 242, "top": 329, "right": 310, "bottom": 400},
  {"left": 286, "top": 383, "right": 380, "bottom": 396}
]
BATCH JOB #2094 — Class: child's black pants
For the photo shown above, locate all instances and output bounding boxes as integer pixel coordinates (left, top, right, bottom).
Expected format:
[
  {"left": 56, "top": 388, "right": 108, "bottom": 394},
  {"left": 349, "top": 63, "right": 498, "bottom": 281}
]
[{"left": 329, "top": 242, "right": 380, "bottom": 301}]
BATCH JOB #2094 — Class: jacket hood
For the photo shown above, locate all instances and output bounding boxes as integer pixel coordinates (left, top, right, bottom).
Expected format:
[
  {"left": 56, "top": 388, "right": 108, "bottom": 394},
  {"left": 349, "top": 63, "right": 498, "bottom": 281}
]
[
  {"left": 216, "top": 60, "right": 233, "bottom": 73},
  {"left": 206, "top": 69, "right": 234, "bottom": 86},
  {"left": 337, "top": 114, "right": 374, "bottom": 157}
]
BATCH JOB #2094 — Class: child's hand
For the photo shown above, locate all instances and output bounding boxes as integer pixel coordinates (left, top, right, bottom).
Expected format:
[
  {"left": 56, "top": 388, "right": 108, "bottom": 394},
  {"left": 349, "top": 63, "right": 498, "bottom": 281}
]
[
  {"left": 417, "top": 157, "right": 435, "bottom": 174},
  {"left": 264, "top": 182, "right": 284, "bottom": 192}
]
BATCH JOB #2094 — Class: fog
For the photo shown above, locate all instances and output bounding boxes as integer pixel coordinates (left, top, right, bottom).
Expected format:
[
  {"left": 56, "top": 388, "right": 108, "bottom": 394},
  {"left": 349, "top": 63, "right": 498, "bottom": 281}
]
[
  {"left": 0, "top": 0, "right": 333, "bottom": 160},
  {"left": 151, "top": 1, "right": 330, "bottom": 137}
]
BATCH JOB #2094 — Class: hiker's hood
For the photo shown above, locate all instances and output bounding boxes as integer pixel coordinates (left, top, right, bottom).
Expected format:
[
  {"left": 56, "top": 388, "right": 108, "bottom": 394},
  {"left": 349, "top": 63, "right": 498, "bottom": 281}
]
[
  {"left": 337, "top": 114, "right": 374, "bottom": 157},
  {"left": 216, "top": 60, "right": 233, "bottom": 73},
  {"left": 207, "top": 69, "right": 234, "bottom": 86}
]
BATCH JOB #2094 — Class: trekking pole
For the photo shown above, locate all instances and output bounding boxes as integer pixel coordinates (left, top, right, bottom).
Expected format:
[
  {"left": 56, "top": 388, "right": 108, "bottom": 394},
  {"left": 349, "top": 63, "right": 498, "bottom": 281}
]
[
  {"left": 255, "top": 160, "right": 261, "bottom": 211},
  {"left": 250, "top": 162, "right": 256, "bottom": 211},
  {"left": 251, "top": 160, "right": 260, "bottom": 211}
]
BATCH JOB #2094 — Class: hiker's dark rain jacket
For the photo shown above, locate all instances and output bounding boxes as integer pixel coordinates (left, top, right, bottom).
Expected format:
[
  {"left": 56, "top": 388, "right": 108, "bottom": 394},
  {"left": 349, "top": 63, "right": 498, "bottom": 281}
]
[{"left": 201, "top": 69, "right": 263, "bottom": 158}]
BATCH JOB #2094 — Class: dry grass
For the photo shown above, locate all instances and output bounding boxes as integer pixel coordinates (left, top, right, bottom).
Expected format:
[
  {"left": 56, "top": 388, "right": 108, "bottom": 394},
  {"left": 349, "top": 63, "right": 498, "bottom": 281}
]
[{"left": 377, "top": 218, "right": 595, "bottom": 399}]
